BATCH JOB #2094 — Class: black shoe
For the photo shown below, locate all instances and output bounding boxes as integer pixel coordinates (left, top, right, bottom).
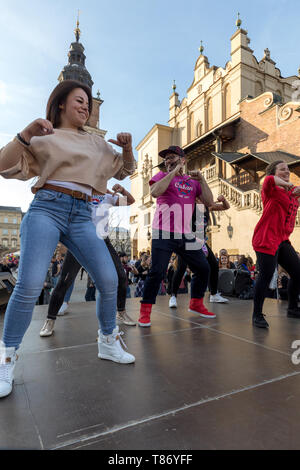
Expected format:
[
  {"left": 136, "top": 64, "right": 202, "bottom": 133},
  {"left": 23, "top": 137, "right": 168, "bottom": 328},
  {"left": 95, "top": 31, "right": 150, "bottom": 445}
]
[
  {"left": 287, "top": 308, "right": 300, "bottom": 318},
  {"left": 252, "top": 314, "right": 269, "bottom": 328}
]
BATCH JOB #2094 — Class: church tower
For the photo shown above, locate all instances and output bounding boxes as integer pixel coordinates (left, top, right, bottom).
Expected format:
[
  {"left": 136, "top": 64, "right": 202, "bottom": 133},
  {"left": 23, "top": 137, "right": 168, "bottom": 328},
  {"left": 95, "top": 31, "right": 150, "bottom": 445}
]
[{"left": 58, "top": 15, "right": 106, "bottom": 137}]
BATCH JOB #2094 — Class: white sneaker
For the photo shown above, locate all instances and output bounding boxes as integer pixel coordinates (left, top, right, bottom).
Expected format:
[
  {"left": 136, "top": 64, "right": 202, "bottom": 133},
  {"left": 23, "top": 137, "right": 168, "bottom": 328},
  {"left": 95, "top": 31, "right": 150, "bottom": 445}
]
[
  {"left": 57, "top": 302, "right": 69, "bottom": 316},
  {"left": 0, "top": 341, "right": 18, "bottom": 398},
  {"left": 210, "top": 293, "right": 229, "bottom": 303},
  {"left": 116, "top": 311, "right": 136, "bottom": 326},
  {"left": 98, "top": 326, "right": 135, "bottom": 364},
  {"left": 40, "top": 319, "right": 55, "bottom": 337},
  {"left": 169, "top": 296, "right": 177, "bottom": 308}
]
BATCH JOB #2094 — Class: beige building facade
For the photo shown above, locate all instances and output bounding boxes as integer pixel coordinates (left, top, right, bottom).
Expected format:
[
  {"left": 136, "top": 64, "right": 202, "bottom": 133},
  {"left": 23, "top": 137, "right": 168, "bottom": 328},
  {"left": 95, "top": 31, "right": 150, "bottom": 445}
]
[
  {"left": 130, "top": 19, "right": 300, "bottom": 259},
  {"left": 0, "top": 207, "right": 23, "bottom": 252}
]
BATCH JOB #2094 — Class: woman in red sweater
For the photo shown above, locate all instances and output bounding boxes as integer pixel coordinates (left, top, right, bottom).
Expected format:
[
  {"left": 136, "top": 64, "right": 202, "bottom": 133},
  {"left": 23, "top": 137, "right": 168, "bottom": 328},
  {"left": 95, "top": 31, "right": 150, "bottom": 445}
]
[{"left": 252, "top": 160, "right": 300, "bottom": 328}]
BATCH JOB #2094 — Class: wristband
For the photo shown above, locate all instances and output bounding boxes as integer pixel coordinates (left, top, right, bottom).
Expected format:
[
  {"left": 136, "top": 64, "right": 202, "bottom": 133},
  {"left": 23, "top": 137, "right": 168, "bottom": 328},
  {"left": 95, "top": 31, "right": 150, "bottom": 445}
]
[{"left": 17, "top": 133, "right": 30, "bottom": 146}]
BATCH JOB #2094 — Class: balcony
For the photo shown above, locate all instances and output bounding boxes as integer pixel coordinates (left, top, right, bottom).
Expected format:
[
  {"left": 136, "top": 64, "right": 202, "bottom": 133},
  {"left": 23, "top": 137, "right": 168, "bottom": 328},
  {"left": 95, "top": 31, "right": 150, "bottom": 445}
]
[
  {"left": 227, "top": 171, "right": 259, "bottom": 191},
  {"left": 201, "top": 164, "right": 217, "bottom": 182}
]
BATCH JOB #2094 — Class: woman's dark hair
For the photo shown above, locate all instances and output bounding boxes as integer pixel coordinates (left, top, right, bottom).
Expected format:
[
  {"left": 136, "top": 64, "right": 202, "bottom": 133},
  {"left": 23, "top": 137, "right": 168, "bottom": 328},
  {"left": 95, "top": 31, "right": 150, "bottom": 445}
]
[
  {"left": 265, "top": 160, "right": 285, "bottom": 176},
  {"left": 46, "top": 80, "right": 93, "bottom": 128},
  {"left": 238, "top": 255, "right": 248, "bottom": 266}
]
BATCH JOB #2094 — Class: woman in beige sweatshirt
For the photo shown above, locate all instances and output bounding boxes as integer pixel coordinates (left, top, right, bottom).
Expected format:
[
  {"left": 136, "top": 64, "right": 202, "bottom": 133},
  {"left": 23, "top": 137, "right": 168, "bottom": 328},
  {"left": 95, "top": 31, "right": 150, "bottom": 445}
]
[{"left": 0, "top": 80, "right": 136, "bottom": 398}]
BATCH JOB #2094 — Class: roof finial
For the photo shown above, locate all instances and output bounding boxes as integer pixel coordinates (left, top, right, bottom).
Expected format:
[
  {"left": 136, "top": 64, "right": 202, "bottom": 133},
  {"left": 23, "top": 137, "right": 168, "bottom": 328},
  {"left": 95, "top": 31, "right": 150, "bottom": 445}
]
[
  {"left": 74, "top": 10, "right": 81, "bottom": 42},
  {"left": 236, "top": 12, "right": 242, "bottom": 29},
  {"left": 97, "top": 90, "right": 101, "bottom": 99},
  {"left": 172, "top": 80, "right": 176, "bottom": 93},
  {"left": 199, "top": 40, "right": 204, "bottom": 55}
]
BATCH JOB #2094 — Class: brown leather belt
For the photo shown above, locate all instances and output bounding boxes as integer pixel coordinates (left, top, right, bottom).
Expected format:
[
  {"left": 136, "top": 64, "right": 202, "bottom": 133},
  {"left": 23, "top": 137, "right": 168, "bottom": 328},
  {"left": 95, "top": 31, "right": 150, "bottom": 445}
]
[{"left": 32, "top": 184, "right": 92, "bottom": 202}]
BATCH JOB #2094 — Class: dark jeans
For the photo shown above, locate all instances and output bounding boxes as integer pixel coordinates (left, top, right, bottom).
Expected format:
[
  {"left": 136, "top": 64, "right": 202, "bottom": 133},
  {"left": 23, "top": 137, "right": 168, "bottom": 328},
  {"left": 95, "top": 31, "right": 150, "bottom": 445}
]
[
  {"left": 47, "top": 237, "right": 127, "bottom": 320},
  {"left": 172, "top": 244, "right": 219, "bottom": 296},
  {"left": 141, "top": 233, "right": 210, "bottom": 304},
  {"left": 253, "top": 241, "right": 300, "bottom": 316}
]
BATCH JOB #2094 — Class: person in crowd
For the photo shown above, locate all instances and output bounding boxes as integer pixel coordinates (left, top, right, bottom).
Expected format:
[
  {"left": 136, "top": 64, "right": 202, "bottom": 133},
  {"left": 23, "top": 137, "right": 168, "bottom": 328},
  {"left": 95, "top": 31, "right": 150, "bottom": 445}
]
[
  {"left": 247, "top": 256, "right": 256, "bottom": 281},
  {"left": 0, "top": 79, "right": 137, "bottom": 398},
  {"left": 237, "top": 255, "right": 251, "bottom": 272},
  {"left": 169, "top": 194, "right": 230, "bottom": 308},
  {"left": 128, "top": 256, "right": 137, "bottom": 284},
  {"left": 134, "top": 254, "right": 151, "bottom": 298},
  {"left": 219, "top": 253, "right": 235, "bottom": 269},
  {"left": 119, "top": 252, "right": 133, "bottom": 299},
  {"left": 40, "top": 185, "right": 136, "bottom": 337},
  {"left": 51, "top": 254, "right": 61, "bottom": 288},
  {"left": 277, "top": 266, "right": 289, "bottom": 301},
  {"left": 36, "top": 266, "right": 54, "bottom": 305},
  {"left": 175, "top": 266, "right": 191, "bottom": 295},
  {"left": 167, "top": 255, "right": 177, "bottom": 295},
  {"left": 85, "top": 275, "right": 96, "bottom": 302},
  {"left": 252, "top": 160, "right": 300, "bottom": 328},
  {"left": 138, "top": 145, "right": 216, "bottom": 327},
  {"left": 0, "top": 257, "right": 12, "bottom": 274}
]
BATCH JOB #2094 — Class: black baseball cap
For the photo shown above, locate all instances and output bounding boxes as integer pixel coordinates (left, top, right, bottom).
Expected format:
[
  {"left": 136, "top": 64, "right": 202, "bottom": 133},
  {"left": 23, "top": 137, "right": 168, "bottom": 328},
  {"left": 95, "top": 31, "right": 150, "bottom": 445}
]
[{"left": 159, "top": 146, "right": 185, "bottom": 159}]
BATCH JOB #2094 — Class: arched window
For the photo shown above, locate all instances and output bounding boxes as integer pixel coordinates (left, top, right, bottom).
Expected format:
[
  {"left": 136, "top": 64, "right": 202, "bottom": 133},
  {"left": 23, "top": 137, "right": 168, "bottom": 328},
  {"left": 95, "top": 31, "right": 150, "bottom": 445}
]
[
  {"left": 224, "top": 84, "right": 231, "bottom": 119},
  {"left": 196, "top": 121, "right": 203, "bottom": 137},
  {"left": 255, "top": 81, "right": 264, "bottom": 97}
]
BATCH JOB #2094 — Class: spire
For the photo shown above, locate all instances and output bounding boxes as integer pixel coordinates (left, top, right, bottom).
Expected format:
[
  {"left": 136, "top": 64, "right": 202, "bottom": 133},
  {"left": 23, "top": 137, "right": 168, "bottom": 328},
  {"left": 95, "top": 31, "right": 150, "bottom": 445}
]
[
  {"left": 58, "top": 13, "right": 94, "bottom": 89},
  {"left": 74, "top": 10, "right": 81, "bottom": 42},
  {"left": 172, "top": 80, "right": 177, "bottom": 93},
  {"left": 198, "top": 40, "right": 204, "bottom": 55},
  {"left": 236, "top": 12, "right": 242, "bottom": 29}
]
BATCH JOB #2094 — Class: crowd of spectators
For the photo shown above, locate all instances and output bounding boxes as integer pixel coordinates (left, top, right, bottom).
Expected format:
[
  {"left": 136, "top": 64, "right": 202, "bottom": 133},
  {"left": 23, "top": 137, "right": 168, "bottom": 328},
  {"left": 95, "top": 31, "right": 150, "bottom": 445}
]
[{"left": 2, "top": 245, "right": 297, "bottom": 309}]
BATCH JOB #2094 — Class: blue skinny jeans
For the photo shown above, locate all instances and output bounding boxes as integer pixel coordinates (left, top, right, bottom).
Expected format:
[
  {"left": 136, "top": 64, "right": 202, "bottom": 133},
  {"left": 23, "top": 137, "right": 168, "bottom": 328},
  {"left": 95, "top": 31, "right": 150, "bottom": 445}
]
[{"left": 2, "top": 189, "right": 118, "bottom": 348}]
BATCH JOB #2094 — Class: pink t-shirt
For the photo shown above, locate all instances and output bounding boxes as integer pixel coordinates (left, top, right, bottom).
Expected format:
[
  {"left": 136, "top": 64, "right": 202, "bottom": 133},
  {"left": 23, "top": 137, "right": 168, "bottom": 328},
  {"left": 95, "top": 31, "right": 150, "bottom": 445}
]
[{"left": 150, "top": 171, "right": 202, "bottom": 233}]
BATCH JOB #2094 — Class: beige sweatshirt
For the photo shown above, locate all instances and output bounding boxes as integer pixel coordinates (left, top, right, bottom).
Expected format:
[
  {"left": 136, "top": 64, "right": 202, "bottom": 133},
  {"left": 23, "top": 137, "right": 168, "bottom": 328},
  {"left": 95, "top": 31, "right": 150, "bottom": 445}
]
[{"left": 0, "top": 128, "right": 136, "bottom": 194}]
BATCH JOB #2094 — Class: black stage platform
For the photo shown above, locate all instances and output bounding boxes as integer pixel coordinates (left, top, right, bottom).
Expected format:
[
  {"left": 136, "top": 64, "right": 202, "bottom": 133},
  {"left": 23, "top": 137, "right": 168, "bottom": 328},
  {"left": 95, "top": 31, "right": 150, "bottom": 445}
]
[{"left": 1, "top": 283, "right": 300, "bottom": 450}]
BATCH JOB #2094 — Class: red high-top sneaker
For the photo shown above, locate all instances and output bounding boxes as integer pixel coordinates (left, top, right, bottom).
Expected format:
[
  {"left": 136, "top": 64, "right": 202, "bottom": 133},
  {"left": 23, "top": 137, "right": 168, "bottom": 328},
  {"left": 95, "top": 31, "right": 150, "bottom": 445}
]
[
  {"left": 189, "top": 298, "right": 216, "bottom": 318},
  {"left": 138, "top": 303, "right": 152, "bottom": 327}
]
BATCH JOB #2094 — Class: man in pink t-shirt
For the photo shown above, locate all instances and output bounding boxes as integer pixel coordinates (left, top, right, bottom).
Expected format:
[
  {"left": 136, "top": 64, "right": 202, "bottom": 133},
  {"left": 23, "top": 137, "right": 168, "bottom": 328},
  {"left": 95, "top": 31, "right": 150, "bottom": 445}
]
[{"left": 138, "top": 145, "right": 216, "bottom": 327}]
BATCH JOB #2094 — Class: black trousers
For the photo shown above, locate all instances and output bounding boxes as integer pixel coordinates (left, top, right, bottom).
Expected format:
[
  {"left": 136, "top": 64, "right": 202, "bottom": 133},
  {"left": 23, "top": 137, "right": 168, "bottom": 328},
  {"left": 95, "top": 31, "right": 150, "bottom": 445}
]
[
  {"left": 47, "top": 237, "right": 127, "bottom": 320},
  {"left": 172, "top": 244, "right": 219, "bottom": 296},
  {"left": 253, "top": 241, "right": 300, "bottom": 316},
  {"left": 85, "top": 286, "right": 96, "bottom": 302},
  {"left": 141, "top": 233, "right": 210, "bottom": 304}
]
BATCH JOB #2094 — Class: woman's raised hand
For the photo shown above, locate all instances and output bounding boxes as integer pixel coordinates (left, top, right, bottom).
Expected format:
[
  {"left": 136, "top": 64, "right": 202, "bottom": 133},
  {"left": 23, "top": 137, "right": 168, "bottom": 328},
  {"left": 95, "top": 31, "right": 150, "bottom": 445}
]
[
  {"left": 21, "top": 119, "right": 54, "bottom": 143},
  {"left": 108, "top": 133, "right": 132, "bottom": 152}
]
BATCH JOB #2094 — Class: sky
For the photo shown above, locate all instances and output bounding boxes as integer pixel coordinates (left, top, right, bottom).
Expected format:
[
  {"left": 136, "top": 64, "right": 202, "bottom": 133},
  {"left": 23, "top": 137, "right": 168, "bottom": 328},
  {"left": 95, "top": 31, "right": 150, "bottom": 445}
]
[{"left": 0, "top": 0, "right": 299, "bottom": 223}]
